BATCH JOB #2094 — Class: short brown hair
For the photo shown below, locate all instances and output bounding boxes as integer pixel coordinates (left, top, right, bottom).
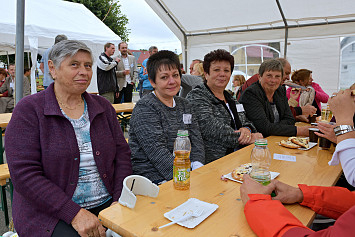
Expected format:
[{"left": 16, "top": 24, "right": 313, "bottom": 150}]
[
  {"left": 233, "top": 75, "right": 246, "bottom": 85},
  {"left": 291, "top": 69, "right": 312, "bottom": 84},
  {"left": 0, "top": 68, "right": 7, "bottom": 77},
  {"left": 203, "top": 49, "right": 234, "bottom": 75},
  {"left": 118, "top": 42, "right": 128, "bottom": 49},
  {"left": 104, "top": 42, "right": 114, "bottom": 51}
]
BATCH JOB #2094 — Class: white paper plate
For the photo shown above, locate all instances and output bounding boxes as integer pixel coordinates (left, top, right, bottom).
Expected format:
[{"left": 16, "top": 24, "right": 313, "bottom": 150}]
[
  {"left": 164, "top": 198, "right": 218, "bottom": 228},
  {"left": 298, "top": 142, "right": 317, "bottom": 150},
  {"left": 223, "top": 171, "right": 280, "bottom": 184}
]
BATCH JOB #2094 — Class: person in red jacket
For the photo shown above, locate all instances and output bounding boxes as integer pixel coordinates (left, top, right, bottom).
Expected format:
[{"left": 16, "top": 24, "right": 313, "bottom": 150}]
[
  {"left": 0, "top": 68, "right": 9, "bottom": 97},
  {"left": 240, "top": 88, "right": 355, "bottom": 237},
  {"left": 241, "top": 175, "right": 355, "bottom": 237}
]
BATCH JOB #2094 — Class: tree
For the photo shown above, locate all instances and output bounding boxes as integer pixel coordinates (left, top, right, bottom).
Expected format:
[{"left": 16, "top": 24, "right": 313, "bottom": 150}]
[{"left": 65, "top": 0, "right": 130, "bottom": 42}]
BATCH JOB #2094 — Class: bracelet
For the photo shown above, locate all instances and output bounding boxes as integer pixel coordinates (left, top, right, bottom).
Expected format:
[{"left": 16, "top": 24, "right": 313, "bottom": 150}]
[
  {"left": 334, "top": 125, "right": 355, "bottom": 136},
  {"left": 244, "top": 127, "right": 252, "bottom": 133}
]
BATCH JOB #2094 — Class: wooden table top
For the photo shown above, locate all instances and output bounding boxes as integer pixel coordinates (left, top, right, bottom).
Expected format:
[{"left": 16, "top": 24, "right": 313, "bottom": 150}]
[
  {"left": 111, "top": 103, "right": 135, "bottom": 114},
  {"left": 98, "top": 136, "right": 342, "bottom": 237},
  {"left": 0, "top": 113, "right": 12, "bottom": 128},
  {"left": 0, "top": 164, "right": 10, "bottom": 186}
]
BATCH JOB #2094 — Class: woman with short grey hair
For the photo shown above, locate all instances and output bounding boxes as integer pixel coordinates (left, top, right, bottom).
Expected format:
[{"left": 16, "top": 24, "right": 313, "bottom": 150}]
[
  {"left": 6, "top": 40, "right": 132, "bottom": 237},
  {"left": 240, "top": 59, "right": 310, "bottom": 137}
]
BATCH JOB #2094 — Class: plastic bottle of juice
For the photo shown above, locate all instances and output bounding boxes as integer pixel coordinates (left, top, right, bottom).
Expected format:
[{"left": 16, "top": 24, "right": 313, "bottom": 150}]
[
  {"left": 173, "top": 130, "right": 191, "bottom": 190},
  {"left": 249, "top": 139, "right": 272, "bottom": 186}
]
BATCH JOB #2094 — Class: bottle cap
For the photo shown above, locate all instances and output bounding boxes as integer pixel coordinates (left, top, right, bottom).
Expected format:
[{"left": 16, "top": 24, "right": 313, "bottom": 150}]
[
  {"left": 255, "top": 138, "right": 267, "bottom": 146},
  {"left": 177, "top": 130, "right": 189, "bottom": 136}
]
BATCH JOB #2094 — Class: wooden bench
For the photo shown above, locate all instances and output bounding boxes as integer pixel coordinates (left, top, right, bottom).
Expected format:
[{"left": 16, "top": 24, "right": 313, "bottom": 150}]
[{"left": 0, "top": 164, "right": 11, "bottom": 227}]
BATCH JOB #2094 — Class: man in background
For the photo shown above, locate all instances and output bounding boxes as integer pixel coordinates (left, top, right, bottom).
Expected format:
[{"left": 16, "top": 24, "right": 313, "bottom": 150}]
[
  {"left": 97, "top": 42, "right": 120, "bottom": 103},
  {"left": 189, "top": 59, "right": 203, "bottom": 74},
  {"left": 24, "top": 68, "right": 31, "bottom": 84},
  {"left": 179, "top": 59, "right": 204, "bottom": 98},
  {"left": 238, "top": 58, "right": 316, "bottom": 118},
  {"left": 0, "top": 64, "right": 30, "bottom": 113},
  {"left": 40, "top": 34, "right": 68, "bottom": 89},
  {"left": 116, "top": 42, "right": 138, "bottom": 103},
  {"left": 139, "top": 46, "right": 158, "bottom": 97}
]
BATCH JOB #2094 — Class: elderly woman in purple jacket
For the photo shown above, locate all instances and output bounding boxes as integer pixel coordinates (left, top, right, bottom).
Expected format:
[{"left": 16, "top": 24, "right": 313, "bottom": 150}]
[{"left": 5, "top": 40, "right": 132, "bottom": 237}]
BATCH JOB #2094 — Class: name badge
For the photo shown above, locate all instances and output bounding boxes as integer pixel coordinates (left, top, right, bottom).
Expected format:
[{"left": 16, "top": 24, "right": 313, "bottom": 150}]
[
  {"left": 183, "top": 114, "right": 192, "bottom": 124},
  {"left": 10, "top": 82, "right": 14, "bottom": 89},
  {"left": 236, "top": 104, "right": 245, "bottom": 112}
]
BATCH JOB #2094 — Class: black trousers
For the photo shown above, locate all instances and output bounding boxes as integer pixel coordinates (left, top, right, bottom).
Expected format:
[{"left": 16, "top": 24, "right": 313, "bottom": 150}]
[
  {"left": 115, "top": 83, "right": 133, "bottom": 104},
  {"left": 51, "top": 199, "right": 112, "bottom": 237}
]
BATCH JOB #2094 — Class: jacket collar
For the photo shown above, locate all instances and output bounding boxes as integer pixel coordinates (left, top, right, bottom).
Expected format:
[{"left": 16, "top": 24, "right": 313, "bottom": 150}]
[
  {"left": 202, "top": 83, "right": 235, "bottom": 104},
  {"left": 44, "top": 83, "right": 105, "bottom": 121}
]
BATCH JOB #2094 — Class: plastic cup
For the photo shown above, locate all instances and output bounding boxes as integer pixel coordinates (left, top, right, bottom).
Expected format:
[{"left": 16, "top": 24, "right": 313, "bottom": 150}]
[
  {"left": 309, "top": 128, "right": 319, "bottom": 143},
  {"left": 309, "top": 114, "right": 317, "bottom": 124},
  {"left": 319, "top": 136, "right": 331, "bottom": 149}
]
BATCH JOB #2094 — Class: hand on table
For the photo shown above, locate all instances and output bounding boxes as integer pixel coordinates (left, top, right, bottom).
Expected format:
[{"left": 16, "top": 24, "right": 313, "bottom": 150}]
[
  {"left": 301, "top": 104, "right": 317, "bottom": 117},
  {"left": 110, "top": 201, "right": 118, "bottom": 206},
  {"left": 249, "top": 132, "right": 263, "bottom": 144},
  {"left": 328, "top": 89, "right": 355, "bottom": 125},
  {"left": 296, "top": 114, "right": 309, "bottom": 123},
  {"left": 71, "top": 208, "right": 106, "bottom": 237},
  {"left": 315, "top": 122, "right": 337, "bottom": 143},
  {"left": 240, "top": 175, "right": 275, "bottom": 206},
  {"left": 271, "top": 179, "right": 304, "bottom": 204},
  {"left": 296, "top": 126, "right": 311, "bottom": 136},
  {"left": 236, "top": 127, "right": 252, "bottom": 145}
]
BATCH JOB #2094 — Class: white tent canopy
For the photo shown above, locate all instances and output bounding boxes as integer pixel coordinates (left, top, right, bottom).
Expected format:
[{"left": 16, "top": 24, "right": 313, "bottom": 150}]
[
  {"left": 0, "top": 0, "right": 121, "bottom": 93},
  {"left": 146, "top": 0, "right": 355, "bottom": 94}
]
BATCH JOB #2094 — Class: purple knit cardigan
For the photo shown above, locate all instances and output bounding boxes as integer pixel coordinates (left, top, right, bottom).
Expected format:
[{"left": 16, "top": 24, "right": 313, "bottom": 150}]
[{"left": 5, "top": 83, "right": 132, "bottom": 236}]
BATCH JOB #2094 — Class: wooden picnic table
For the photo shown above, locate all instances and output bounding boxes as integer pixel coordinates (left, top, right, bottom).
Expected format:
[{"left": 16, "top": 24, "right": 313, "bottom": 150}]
[
  {"left": 0, "top": 113, "right": 12, "bottom": 128},
  {"left": 98, "top": 135, "right": 342, "bottom": 237},
  {"left": 112, "top": 103, "right": 136, "bottom": 114},
  {"left": 0, "top": 113, "right": 12, "bottom": 227}
]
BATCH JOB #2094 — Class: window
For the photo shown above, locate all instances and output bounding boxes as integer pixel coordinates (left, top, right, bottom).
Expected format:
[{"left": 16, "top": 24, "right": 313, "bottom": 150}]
[
  {"left": 340, "top": 37, "right": 355, "bottom": 89},
  {"left": 230, "top": 43, "right": 281, "bottom": 79}
]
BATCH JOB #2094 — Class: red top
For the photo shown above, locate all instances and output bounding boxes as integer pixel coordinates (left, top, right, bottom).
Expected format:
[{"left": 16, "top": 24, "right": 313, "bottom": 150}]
[
  {"left": 244, "top": 184, "right": 355, "bottom": 237},
  {"left": 0, "top": 79, "right": 8, "bottom": 97},
  {"left": 237, "top": 74, "right": 259, "bottom": 100}
]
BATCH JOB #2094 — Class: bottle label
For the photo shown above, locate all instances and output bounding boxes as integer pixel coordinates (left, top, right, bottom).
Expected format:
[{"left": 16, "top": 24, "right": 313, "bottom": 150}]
[{"left": 174, "top": 167, "right": 190, "bottom": 182}]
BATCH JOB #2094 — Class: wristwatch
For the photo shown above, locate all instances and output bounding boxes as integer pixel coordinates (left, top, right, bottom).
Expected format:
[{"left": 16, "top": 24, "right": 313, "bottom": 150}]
[{"left": 334, "top": 125, "right": 355, "bottom": 136}]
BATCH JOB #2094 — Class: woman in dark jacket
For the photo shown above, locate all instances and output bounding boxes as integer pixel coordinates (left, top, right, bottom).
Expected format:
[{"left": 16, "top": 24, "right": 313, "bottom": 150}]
[
  {"left": 240, "top": 59, "right": 310, "bottom": 137},
  {"left": 187, "top": 49, "right": 262, "bottom": 164}
]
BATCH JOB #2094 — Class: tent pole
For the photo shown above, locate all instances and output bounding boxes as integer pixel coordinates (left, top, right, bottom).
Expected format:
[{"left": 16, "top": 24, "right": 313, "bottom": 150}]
[
  {"left": 6, "top": 52, "right": 10, "bottom": 67},
  {"left": 184, "top": 34, "right": 187, "bottom": 73},
  {"left": 15, "top": 0, "right": 25, "bottom": 105},
  {"left": 155, "top": 0, "right": 187, "bottom": 68},
  {"left": 27, "top": 52, "right": 30, "bottom": 68},
  {"left": 276, "top": 0, "right": 288, "bottom": 58}
]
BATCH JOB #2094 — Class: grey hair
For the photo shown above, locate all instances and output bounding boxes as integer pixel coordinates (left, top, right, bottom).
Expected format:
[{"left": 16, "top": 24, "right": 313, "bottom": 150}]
[
  {"left": 148, "top": 46, "right": 158, "bottom": 52},
  {"left": 54, "top": 34, "right": 68, "bottom": 44},
  {"left": 259, "top": 59, "right": 283, "bottom": 77},
  {"left": 49, "top": 40, "right": 93, "bottom": 69},
  {"left": 276, "top": 58, "right": 289, "bottom": 67}
]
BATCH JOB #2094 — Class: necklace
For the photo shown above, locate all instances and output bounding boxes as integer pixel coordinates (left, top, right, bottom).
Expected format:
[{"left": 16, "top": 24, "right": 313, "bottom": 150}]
[{"left": 56, "top": 96, "right": 84, "bottom": 110}]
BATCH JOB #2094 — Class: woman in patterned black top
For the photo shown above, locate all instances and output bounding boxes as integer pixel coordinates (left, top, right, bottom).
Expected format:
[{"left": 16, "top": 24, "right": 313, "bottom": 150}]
[
  {"left": 186, "top": 49, "right": 262, "bottom": 164},
  {"left": 129, "top": 50, "right": 205, "bottom": 184}
]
